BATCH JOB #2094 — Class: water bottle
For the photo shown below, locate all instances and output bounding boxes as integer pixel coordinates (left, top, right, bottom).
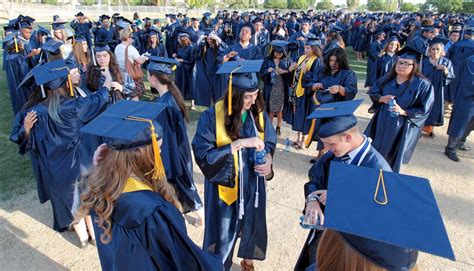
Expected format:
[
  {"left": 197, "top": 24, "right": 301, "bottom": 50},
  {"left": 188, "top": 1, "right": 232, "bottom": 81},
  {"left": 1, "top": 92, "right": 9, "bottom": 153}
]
[
  {"left": 254, "top": 150, "right": 267, "bottom": 165},
  {"left": 388, "top": 98, "right": 399, "bottom": 117},
  {"left": 285, "top": 138, "right": 291, "bottom": 152}
]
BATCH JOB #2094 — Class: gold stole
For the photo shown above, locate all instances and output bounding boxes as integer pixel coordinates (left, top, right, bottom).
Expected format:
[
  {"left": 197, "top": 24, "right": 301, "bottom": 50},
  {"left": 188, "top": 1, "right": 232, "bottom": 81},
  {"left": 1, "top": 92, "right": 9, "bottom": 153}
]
[
  {"left": 215, "top": 101, "right": 264, "bottom": 205},
  {"left": 123, "top": 177, "right": 153, "bottom": 193},
  {"left": 295, "top": 55, "right": 317, "bottom": 98}
]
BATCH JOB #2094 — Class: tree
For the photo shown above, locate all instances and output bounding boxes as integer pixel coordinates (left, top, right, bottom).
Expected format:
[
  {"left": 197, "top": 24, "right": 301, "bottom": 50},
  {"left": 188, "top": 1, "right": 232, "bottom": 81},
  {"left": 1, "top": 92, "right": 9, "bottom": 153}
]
[
  {"left": 367, "top": 0, "right": 396, "bottom": 11},
  {"left": 426, "top": 0, "right": 463, "bottom": 13},
  {"left": 287, "top": 0, "right": 309, "bottom": 9},
  {"left": 399, "top": 2, "right": 418, "bottom": 11},
  {"left": 264, "top": 0, "right": 287, "bottom": 8},
  {"left": 316, "top": 0, "right": 334, "bottom": 10},
  {"left": 346, "top": 0, "right": 360, "bottom": 9},
  {"left": 186, "top": 0, "right": 213, "bottom": 8}
]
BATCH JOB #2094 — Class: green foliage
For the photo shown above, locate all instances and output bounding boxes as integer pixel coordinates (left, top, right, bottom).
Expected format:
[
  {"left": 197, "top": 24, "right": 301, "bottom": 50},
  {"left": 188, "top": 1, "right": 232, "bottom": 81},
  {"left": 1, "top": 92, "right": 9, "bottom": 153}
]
[
  {"left": 223, "top": 0, "right": 256, "bottom": 9},
  {"left": 400, "top": 2, "right": 418, "bottom": 12},
  {"left": 186, "top": 0, "right": 214, "bottom": 8},
  {"left": 367, "top": 0, "right": 397, "bottom": 11},
  {"left": 316, "top": 0, "right": 334, "bottom": 10},
  {"left": 346, "top": 0, "right": 359, "bottom": 9},
  {"left": 41, "top": 0, "right": 58, "bottom": 4},
  {"left": 426, "top": 0, "right": 463, "bottom": 13},
  {"left": 463, "top": 2, "right": 474, "bottom": 14},
  {"left": 82, "top": 0, "right": 96, "bottom": 6},
  {"left": 264, "top": 0, "right": 287, "bottom": 8},
  {"left": 287, "top": 0, "right": 309, "bottom": 9}
]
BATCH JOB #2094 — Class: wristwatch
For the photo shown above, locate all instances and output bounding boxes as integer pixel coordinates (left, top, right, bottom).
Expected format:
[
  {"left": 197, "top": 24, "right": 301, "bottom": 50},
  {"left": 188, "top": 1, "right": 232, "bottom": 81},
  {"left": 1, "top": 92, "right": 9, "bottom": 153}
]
[{"left": 306, "top": 194, "right": 320, "bottom": 205}]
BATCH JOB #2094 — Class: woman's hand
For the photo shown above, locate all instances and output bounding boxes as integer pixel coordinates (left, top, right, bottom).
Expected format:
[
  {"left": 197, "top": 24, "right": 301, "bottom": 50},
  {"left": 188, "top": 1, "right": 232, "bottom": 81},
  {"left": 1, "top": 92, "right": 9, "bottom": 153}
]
[
  {"left": 109, "top": 82, "right": 123, "bottom": 92},
  {"left": 24, "top": 111, "right": 37, "bottom": 137},
  {"left": 93, "top": 143, "right": 110, "bottom": 166},
  {"left": 328, "top": 85, "right": 342, "bottom": 94},
  {"left": 254, "top": 154, "right": 272, "bottom": 176},
  {"left": 312, "top": 190, "right": 327, "bottom": 205},
  {"left": 289, "top": 62, "right": 297, "bottom": 71},
  {"left": 389, "top": 102, "right": 407, "bottom": 116},
  {"left": 172, "top": 53, "right": 177, "bottom": 58},
  {"left": 379, "top": 95, "right": 395, "bottom": 104},
  {"left": 267, "top": 67, "right": 274, "bottom": 73},
  {"left": 240, "top": 137, "right": 265, "bottom": 151},
  {"left": 312, "top": 83, "right": 324, "bottom": 91},
  {"left": 305, "top": 199, "right": 325, "bottom": 226},
  {"left": 436, "top": 64, "right": 448, "bottom": 74}
]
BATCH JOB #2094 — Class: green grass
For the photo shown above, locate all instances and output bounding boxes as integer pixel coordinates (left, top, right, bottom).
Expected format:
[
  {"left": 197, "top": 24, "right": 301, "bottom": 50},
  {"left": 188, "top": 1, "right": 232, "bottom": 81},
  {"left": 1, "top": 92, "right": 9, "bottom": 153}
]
[{"left": 0, "top": 34, "right": 368, "bottom": 201}]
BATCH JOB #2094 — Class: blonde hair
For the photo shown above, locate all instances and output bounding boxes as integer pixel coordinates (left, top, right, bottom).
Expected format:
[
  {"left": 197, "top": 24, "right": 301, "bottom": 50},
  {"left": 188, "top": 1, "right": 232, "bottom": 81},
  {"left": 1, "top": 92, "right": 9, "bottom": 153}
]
[
  {"left": 119, "top": 28, "right": 131, "bottom": 41},
  {"left": 75, "top": 145, "right": 181, "bottom": 244}
]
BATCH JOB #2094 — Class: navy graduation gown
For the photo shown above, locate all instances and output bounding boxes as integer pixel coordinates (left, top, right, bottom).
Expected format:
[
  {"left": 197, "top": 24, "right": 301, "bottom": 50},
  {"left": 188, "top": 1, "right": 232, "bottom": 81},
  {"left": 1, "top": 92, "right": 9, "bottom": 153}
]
[
  {"left": 218, "top": 42, "right": 263, "bottom": 63},
  {"left": 156, "top": 92, "right": 203, "bottom": 213},
  {"left": 295, "top": 141, "right": 391, "bottom": 270},
  {"left": 192, "top": 42, "right": 228, "bottom": 107},
  {"left": 288, "top": 31, "right": 317, "bottom": 61},
  {"left": 70, "top": 20, "right": 93, "bottom": 46},
  {"left": 365, "top": 40, "right": 384, "bottom": 87},
  {"left": 260, "top": 56, "right": 291, "bottom": 112},
  {"left": 292, "top": 58, "right": 322, "bottom": 134},
  {"left": 376, "top": 53, "right": 397, "bottom": 82},
  {"left": 5, "top": 51, "right": 32, "bottom": 115},
  {"left": 447, "top": 55, "right": 474, "bottom": 139},
  {"left": 353, "top": 26, "right": 367, "bottom": 52},
  {"left": 365, "top": 76, "right": 434, "bottom": 172},
  {"left": 93, "top": 190, "right": 222, "bottom": 271},
  {"left": 192, "top": 107, "right": 277, "bottom": 269},
  {"left": 10, "top": 88, "right": 110, "bottom": 231},
  {"left": 421, "top": 57, "right": 455, "bottom": 126},
  {"left": 445, "top": 39, "right": 474, "bottom": 102},
  {"left": 175, "top": 45, "right": 195, "bottom": 100},
  {"left": 410, "top": 35, "right": 429, "bottom": 56}
]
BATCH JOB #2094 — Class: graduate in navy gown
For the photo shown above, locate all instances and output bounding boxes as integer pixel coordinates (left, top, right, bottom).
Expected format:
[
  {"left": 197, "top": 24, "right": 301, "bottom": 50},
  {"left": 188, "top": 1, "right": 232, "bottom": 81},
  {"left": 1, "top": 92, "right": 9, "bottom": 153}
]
[
  {"left": 3, "top": 34, "right": 32, "bottom": 115},
  {"left": 96, "top": 15, "right": 117, "bottom": 51},
  {"left": 365, "top": 47, "right": 434, "bottom": 172},
  {"left": 409, "top": 26, "right": 435, "bottom": 57},
  {"left": 219, "top": 25, "right": 263, "bottom": 63},
  {"left": 10, "top": 60, "right": 113, "bottom": 245},
  {"left": 287, "top": 38, "right": 322, "bottom": 149},
  {"left": 164, "top": 14, "right": 180, "bottom": 56},
  {"left": 147, "top": 56, "right": 204, "bottom": 225},
  {"left": 445, "top": 54, "right": 474, "bottom": 162},
  {"left": 192, "top": 33, "right": 227, "bottom": 107},
  {"left": 353, "top": 21, "right": 367, "bottom": 61},
  {"left": 365, "top": 30, "right": 385, "bottom": 89},
  {"left": 76, "top": 100, "right": 222, "bottom": 271},
  {"left": 421, "top": 37, "right": 455, "bottom": 138},
  {"left": 375, "top": 35, "right": 401, "bottom": 83},
  {"left": 144, "top": 28, "right": 168, "bottom": 58},
  {"left": 70, "top": 12, "right": 93, "bottom": 46},
  {"left": 305, "top": 47, "right": 358, "bottom": 161},
  {"left": 192, "top": 60, "right": 277, "bottom": 270},
  {"left": 288, "top": 18, "right": 316, "bottom": 61},
  {"left": 173, "top": 29, "right": 196, "bottom": 106},
  {"left": 294, "top": 99, "right": 392, "bottom": 270}
]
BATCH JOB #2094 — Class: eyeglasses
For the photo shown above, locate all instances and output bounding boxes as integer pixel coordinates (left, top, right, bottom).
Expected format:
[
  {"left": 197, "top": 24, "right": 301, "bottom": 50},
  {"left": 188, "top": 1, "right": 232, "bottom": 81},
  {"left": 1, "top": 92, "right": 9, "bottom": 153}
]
[{"left": 396, "top": 61, "right": 414, "bottom": 67}]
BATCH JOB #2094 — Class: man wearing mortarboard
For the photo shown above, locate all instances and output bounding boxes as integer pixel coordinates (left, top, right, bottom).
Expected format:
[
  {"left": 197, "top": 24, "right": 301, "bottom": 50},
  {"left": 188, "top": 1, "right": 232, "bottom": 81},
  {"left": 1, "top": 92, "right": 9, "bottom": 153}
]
[
  {"left": 409, "top": 25, "right": 435, "bottom": 56},
  {"left": 164, "top": 14, "right": 180, "bottom": 57},
  {"left": 96, "top": 15, "right": 117, "bottom": 51},
  {"left": 70, "top": 11, "right": 93, "bottom": 46},
  {"left": 288, "top": 17, "right": 317, "bottom": 61}
]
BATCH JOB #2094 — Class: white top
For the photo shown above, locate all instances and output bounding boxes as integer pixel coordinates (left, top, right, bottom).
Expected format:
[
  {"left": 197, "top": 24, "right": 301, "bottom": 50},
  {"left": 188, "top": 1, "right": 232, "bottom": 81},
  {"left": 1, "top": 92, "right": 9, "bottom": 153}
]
[
  {"left": 114, "top": 43, "right": 140, "bottom": 71},
  {"left": 346, "top": 135, "right": 369, "bottom": 164}
]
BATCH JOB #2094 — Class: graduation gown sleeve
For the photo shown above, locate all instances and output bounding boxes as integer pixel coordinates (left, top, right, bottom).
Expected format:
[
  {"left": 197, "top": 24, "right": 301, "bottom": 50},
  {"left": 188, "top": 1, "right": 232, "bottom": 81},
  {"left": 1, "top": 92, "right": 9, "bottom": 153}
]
[
  {"left": 191, "top": 108, "right": 235, "bottom": 187},
  {"left": 404, "top": 79, "right": 435, "bottom": 127},
  {"left": 75, "top": 87, "right": 110, "bottom": 123}
]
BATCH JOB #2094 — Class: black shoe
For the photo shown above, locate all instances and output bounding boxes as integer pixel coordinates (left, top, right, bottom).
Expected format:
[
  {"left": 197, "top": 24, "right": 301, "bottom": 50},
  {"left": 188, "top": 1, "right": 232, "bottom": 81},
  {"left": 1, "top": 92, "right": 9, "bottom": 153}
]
[
  {"left": 458, "top": 143, "right": 471, "bottom": 151},
  {"left": 428, "top": 132, "right": 436, "bottom": 139},
  {"left": 89, "top": 238, "right": 96, "bottom": 246},
  {"left": 310, "top": 157, "right": 318, "bottom": 164},
  {"left": 276, "top": 126, "right": 281, "bottom": 136},
  {"left": 444, "top": 149, "right": 460, "bottom": 162}
]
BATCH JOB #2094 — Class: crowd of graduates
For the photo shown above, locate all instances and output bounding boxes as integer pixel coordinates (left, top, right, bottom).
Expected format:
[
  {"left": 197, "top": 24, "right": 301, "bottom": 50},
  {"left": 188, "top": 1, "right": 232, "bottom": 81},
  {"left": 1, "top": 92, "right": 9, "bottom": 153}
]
[{"left": 2, "top": 7, "right": 472, "bottom": 271}]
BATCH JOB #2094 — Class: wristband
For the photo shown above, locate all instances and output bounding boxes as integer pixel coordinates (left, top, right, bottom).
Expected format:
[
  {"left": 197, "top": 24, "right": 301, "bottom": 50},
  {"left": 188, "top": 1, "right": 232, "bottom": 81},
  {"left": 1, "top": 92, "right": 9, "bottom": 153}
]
[{"left": 306, "top": 194, "right": 320, "bottom": 205}]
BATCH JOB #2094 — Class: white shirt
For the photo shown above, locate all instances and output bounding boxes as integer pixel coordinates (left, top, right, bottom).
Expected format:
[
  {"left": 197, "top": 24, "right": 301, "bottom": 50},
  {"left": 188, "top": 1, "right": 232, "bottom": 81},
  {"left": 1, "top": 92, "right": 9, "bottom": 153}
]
[
  {"left": 346, "top": 135, "right": 369, "bottom": 164},
  {"left": 114, "top": 43, "right": 140, "bottom": 71}
]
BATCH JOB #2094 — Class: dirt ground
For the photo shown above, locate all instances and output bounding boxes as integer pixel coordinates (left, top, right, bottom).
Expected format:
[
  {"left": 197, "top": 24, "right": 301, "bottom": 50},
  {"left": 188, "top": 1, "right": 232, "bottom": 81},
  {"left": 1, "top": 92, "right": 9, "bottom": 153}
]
[{"left": 1, "top": 90, "right": 473, "bottom": 270}]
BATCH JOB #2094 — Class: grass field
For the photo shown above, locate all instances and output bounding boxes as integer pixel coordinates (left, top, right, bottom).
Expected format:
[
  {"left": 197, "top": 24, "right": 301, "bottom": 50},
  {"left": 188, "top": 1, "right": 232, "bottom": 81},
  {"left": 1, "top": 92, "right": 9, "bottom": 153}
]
[{"left": 0, "top": 35, "right": 367, "bottom": 200}]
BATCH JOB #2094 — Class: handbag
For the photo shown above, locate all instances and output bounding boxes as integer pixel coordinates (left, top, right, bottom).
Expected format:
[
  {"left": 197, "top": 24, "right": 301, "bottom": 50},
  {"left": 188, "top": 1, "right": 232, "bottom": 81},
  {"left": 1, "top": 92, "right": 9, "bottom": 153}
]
[{"left": 125, "top": 45, "right": 143, "bottom": 81}]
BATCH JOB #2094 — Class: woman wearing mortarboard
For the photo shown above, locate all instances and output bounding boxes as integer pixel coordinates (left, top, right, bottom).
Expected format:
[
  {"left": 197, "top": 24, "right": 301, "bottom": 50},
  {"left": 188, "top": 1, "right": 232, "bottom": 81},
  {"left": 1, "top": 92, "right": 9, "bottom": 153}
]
[
  {"left": 75, "top": 100, "right": 222, "bottom": 270},
  {"left": 365, "top": 46, "right": 434, "bottom": 173},
  {"left": 192, "top": 60, "right": 277, "bottom": 270}
]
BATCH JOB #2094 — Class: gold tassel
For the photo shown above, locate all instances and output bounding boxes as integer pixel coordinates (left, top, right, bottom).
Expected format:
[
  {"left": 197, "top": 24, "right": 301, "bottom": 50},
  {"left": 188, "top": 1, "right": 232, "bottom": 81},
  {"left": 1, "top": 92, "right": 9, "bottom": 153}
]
[
  {"left": 14, "top": 36, "right": 19, "bottom": 53},
  {"left": 374, "top": 169, "right": 388, "bottom": 205},
  {"left": 125, "top": 116, "right": 166, "bottom": 180},
  {"left": 227, "top": 65, "right": 243, "bottom": 116},
  {"left": 72, "top": 37, "right": 75, "bottom": 46},
  {"left": 67, "top": 74, "right": 74, "bottom": 97}
]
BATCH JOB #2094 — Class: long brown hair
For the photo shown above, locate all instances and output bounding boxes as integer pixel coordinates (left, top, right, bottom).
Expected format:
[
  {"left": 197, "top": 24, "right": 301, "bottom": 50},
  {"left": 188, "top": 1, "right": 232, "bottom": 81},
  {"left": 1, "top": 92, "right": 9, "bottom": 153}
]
[
  {"left": 380, "top": 59, "right": 425, "bottom": 91},
  {"left": 150, "top": 72, "right": 190, "bottom": 122},
  {"left": 317, "top": 229, "right": 418, "bottom": 271},
  {"left": 75, "top": 145, "right": 181, "bottom": 244},
  {"left": 223, "top": 87, "right": 265, "bottom": 141},
  {"left": 178, "top": 36, "right": 191, "bottom": 48},
  {"left": 86, "top": 51, "right": 123, "bottom": 91},
  {"left": 72, "top": 42, "right": 90, "bottom": 67},
  {"left": 380, "top": 40, "right": 401, "bottom": 56}
]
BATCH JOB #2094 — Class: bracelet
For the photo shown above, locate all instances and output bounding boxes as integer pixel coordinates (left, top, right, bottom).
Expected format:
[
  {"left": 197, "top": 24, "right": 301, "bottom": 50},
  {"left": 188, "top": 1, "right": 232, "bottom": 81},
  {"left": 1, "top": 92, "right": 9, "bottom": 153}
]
[{"left": 306, "top": 194, "right": 320, "bottom": 205}]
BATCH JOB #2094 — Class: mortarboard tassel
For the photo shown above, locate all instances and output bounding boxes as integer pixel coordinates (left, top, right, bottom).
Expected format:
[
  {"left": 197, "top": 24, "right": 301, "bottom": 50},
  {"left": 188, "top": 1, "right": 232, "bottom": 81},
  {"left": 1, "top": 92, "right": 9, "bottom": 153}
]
[
  {"left": 374, "top": 169, "right": 388, "bottom": 205},
  {"left": 72, "top": 37, "right": 75, "bottom": 47},
  {"left": 40, "top": 85, "right": 46, "bottom": 98},
  {"left": 125, "top": 116, "right": 166, "bottom": 180},
  {"left": 227, "top": 65, "right": 243, "bottom": 116},
  {"left": 67, "top": 74, "right": 74, "bottom": 97},
  {"left": 13, "top": 36, "right": 19, "bottom": 53}
]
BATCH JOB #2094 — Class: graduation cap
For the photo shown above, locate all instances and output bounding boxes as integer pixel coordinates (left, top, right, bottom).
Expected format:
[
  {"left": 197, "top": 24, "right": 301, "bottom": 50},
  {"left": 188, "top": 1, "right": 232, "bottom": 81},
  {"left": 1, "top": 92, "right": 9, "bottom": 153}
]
[
  {"left": 80, "top": 100, "right": 167, "bottom": 180},
  {"left": 165, "top": 14, "right": 176, "bottom": 19},
  {"left": 100, "top": 14, "right": 111, "bottom": 21},
  {"left": 116, "top": 20, "right": 130, "bottom": 30},
  {"left": 52, "top": 22, "right": 66, "bottom": 31},
  {"left": 216, "top": 60, "right": 264, "bottom": 115},
  {"left": 68, "top": 34, "right": 87, "bottom": 45},
  {"left": 19, "top": 16, "right": 35, "bottom": 29},
  {"left": 429, "top": 36, "right": 449, "bottom": 47},
  {"left": 203, "top": 12, "right": 212, "bottom": 18},
  {"left": 177, "top": 28, "right": 192, "bottom": 38},
  {"left": 37, "top": 25, "right": 51, "bottom": 36},
  {"left": 421, "top": 25, "right": 435, "bottom": 32},
  {"left": 330, "top": 25, "right": 344, "bottom": 33},
  {"left": 75, "top": 11, "right": 85, "bottom": 17},
  {"left": 42, "top": 39, "right": 63, "bottom": 55},
  {"left": 2, "top": 34, "right": 21, "bottom": 53},
  {"left": 112, "top": 13, "right": 120, "bottom": 18},
  {"left": 307, "top": 99, "right": 363, "bottom": 138},
  {"left": 143, "top": 17, "right": 152, "bottom": 22},
  {"left": 153, "top": 19, "right": 160, "bottom": 24},
  {"left": 93, "top": 42, "right": 111, "bottom": 53},
  {"left": 396, "top": 45, "right": 423, "bottom": 62},
  {"left": 241, "top": 21, "right": 255, "bottom": 35},
  {"left": 31, "top": 59, "right": 75, "bottom": 96},
  {"left": 270, "top": 40, "right": 288, "bottom": 53},
  {"left": 301, "top": 17, "right": 311, "bottom": 24},
  {"left": 146, "top": 28, "right": 160, "bottom": 37},
  {"left": 324, "top": 162, "right": 455, "bottom": 269},
  {"left": 306, "top": 37, "right": 321, "bottom": 47},
  {"left": 147, "top": 56, "right": 179, "bottom": 75},
  {"left": 387, "top": 32, "right": 402, "bottom": 44},
  {"left": 3, "top": 24, "right": 16, "bottom": 33}
]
